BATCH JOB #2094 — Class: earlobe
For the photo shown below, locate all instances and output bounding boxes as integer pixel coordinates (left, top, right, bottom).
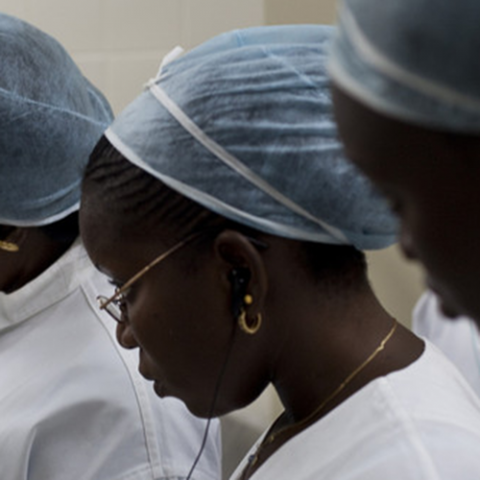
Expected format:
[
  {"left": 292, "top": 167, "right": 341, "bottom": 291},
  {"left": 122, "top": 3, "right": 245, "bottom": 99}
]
[{"left": 214, "top": 229, "right": 268, "bottom": 329}]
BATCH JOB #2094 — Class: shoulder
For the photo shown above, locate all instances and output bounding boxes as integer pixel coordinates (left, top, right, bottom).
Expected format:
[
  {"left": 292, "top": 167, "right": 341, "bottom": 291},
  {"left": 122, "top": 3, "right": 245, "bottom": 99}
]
[
  {"left": 263, "top": 347, "right": 480, "bottom": 479},
  {"left": 357, "top": 345, "right": 480, "bottom": 478}
]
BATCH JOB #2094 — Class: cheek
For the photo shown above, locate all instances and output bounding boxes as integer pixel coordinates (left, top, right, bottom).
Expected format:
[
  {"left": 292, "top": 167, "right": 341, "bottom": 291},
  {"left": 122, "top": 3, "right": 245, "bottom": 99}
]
[{"left": 128, "top": 275, "right": 234, "bottom": 382}]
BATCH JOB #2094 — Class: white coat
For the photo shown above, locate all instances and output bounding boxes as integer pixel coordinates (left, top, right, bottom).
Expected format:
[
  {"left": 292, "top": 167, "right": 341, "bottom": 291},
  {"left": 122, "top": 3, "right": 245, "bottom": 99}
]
[
  {"left": 0, "top": 240, "right": 221, "bottom": 480},
  {"left": 413, "top": 290, "right": 480, "bottom": 396},
  {"left": 231, "top": 342, "right": 480, "bottom": 479}
]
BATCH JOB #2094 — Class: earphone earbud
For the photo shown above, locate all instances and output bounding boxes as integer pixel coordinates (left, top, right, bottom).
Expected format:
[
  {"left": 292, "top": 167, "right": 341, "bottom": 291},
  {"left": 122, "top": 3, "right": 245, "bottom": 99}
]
[{"left": 228, "top": 268, "right": 250, "bottom": 319}]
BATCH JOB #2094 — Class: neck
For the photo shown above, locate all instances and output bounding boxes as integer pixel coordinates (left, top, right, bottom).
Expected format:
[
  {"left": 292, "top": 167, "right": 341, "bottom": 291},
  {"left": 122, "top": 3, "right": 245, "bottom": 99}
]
[{"left": 270, "top": 285, "right": 423, "bottom": 426}]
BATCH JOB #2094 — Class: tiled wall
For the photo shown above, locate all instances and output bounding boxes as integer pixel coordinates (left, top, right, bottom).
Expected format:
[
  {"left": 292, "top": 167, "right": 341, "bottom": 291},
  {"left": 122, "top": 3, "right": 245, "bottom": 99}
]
[
  {"left": 0, "top": 0, "right": 264, "bottom": 113},
  {"left": 265, "top": 0, "right": 336, "bottom": 24}
]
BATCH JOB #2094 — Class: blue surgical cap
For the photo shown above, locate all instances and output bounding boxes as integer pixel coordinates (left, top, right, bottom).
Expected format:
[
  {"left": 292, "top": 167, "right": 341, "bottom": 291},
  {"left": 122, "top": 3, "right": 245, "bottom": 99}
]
[
  {"left": 329, "top": 0, "right": 480, "bottom": 133},
  {"left": 0, "top": 13, "right": 113, "bottom": 227},
  {"left": 106, "top": 25, "right": 397, "bottom": 250}
]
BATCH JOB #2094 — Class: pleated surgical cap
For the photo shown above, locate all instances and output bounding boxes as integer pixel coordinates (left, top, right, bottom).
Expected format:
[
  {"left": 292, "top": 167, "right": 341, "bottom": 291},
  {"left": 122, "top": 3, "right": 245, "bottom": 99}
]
[
  {"left": 106, "top": 25, "right": 397, "bottom": 250},
  {"left": 329, "top": 0, "right": 480, "bottom": 133},
  {"left": 0, "top": 13, "right": 113, "bottom": 227}
]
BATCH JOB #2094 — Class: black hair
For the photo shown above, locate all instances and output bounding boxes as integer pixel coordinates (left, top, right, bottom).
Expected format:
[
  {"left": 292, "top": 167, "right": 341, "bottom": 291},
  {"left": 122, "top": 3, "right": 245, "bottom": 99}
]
[
  {"left": 39, "top": 211, "right": 79, "bottom": 244},
  {"left": 0, "top": 225, "right": 15, "bottom": 241},
  {"left": 0, "top": 211, "right": 79, "bottom": 244},
  {"left": 83, "top": 136, "right": 367, "bottom": 289},
  {"left": 300, "top": 241, "right": 367, "bottom": 292}
]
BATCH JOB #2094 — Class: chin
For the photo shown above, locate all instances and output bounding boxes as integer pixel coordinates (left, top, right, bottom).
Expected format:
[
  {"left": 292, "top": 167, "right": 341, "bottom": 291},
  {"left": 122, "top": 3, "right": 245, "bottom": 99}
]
[
  {"left": 153, "top": 381, "right": 168, "bottom": 398},
  {"left": 185, "top": 401, "right": 229, "bottom": 420},
  {"left": 151, "top": 382, "right": 224, "bottom": 418},
  {"left": 186, "top": 394, "right": 239, "bottom": 419}
]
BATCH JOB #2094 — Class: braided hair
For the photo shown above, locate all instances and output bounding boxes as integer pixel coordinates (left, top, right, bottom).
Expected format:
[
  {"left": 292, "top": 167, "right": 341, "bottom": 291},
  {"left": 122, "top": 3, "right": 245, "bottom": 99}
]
[{"left": 82, "top": 136, "right": 368, "bottom": 290}]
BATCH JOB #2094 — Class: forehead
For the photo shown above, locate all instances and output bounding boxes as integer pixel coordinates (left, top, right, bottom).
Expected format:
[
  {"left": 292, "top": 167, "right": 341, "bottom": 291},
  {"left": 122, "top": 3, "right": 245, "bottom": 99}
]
[
  {"left": 331, "top": 85, "right": 460, "bottom": 188},
  {"left": 80, "top": 194, "right": 167, "bottom": 279}
]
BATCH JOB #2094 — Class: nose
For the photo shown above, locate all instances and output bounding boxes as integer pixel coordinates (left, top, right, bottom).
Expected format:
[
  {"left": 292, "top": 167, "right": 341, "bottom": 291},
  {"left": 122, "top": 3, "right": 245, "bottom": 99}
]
[
  {"left": 399, "top": 224, "right": 417, "bottom": 261},
  {"left": 116, "top": 321, "right": 139, "bottom": 350}
]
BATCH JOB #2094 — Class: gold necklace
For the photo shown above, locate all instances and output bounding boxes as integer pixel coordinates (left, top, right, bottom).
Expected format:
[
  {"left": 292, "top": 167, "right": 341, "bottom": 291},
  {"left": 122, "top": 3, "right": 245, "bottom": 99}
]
[{"left": 246, "top": 319, "right": 398, "bottom": 471}]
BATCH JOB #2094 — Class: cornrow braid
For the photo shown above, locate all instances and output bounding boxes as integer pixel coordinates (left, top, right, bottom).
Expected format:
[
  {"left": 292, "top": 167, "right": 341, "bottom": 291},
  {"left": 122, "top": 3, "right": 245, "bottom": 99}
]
[
  {"left": 83, "top": 136, "right": 227, "bottom": 240},
  {"left": 83, "top": 136, "right": 367, "bottom": 289}
]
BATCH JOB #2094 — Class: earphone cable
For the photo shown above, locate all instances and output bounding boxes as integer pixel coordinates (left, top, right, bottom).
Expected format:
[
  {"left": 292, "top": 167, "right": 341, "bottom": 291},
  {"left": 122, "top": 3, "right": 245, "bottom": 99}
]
[{"left": 186, "top": 326, "right": 238, "bottom": 480}]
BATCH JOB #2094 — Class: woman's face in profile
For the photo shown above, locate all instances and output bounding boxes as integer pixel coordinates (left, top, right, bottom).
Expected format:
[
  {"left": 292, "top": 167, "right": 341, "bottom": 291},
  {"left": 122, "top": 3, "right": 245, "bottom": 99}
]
[
  {"left": 332, "top": 84, "right": 480, "bottom": 324},
  {"left": 80, "top": 202, "right": 269, "bottom": 418}
]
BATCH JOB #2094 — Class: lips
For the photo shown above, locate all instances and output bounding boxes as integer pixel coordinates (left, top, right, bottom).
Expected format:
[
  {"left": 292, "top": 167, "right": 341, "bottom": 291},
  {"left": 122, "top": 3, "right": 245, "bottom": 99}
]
[
  {"left": 138, "top": 360, "right": 156, "bottom": 381},
  {"left": 137, "top": 353, "right": 170, "bottom": 398},
  {"left": 137, "top": 361, "right": 168, "bottom": 397}
]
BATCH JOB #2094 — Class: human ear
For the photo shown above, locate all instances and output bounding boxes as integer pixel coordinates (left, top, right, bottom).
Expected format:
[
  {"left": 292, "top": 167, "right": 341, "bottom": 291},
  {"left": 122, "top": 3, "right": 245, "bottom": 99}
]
[{"left": 213, "top": 230, "right": 268, "bottom": 325}]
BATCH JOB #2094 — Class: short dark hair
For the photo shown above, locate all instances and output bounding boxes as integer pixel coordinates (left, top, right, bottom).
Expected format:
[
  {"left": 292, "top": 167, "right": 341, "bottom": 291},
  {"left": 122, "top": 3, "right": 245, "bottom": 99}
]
[
  {"left": 0, "top": 211, "right": 79, "bottom": 244},
  {"left": 39, "top": 211, "right": 79, "bottom": 244},
  {"left": 83, "top": 136, "right": 367, "bottom": 289},
  {"left": 0, "top": 225, "right": 15, "bottom": 240}
]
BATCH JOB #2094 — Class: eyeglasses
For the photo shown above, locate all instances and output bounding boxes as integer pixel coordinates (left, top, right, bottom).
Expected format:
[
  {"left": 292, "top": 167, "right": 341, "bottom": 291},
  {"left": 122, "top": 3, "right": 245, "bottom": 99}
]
[
  {"left": 97, "top": 230, "right": 268, "bottom": 323},
  {"left": 97, "top": 232, "right": 202, "bottom": 323}
]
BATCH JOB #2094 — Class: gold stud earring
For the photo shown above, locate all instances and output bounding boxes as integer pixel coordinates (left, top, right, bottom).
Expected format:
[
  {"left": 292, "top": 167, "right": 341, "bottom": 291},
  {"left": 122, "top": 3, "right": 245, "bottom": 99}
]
[
  {"left": 238, "top": 310, "right": 262, "bottom": 335},
  {"left": 244, "top": 294, "right": 253, "bottom": 305},
  {"left": 0, "top": 240, "right": 19, "bottom": 253}
]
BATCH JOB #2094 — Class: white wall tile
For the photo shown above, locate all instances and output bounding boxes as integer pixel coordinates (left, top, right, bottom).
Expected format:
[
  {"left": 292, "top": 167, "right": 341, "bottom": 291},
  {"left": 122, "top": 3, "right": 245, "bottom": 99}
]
[
  {"left": 0, "top": 1, "right": 27, "bottom": 18},
  {"left": 105, "top": 53, "right": 167, "bottom": 114},
  {"left": 104, "top": 0, "right": 182, "bottom": 51},
  {"left": 25, "top": 0, "right": 104, "bottom": 53},
  {"left": 264, "top": 0, "right": 336, "bottom": 25},
  {"left": 182, "top": 0, "right": 264, "bottom": 48},
  {"left": 73, "top": 53, "right": 110, "bottom": 101}
]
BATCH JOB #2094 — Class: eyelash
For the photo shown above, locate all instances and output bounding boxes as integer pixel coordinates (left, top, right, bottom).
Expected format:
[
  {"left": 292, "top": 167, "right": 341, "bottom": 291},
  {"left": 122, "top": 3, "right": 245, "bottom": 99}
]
[{"left": 108, "top": 280, "right": 130, "bottom": 309}]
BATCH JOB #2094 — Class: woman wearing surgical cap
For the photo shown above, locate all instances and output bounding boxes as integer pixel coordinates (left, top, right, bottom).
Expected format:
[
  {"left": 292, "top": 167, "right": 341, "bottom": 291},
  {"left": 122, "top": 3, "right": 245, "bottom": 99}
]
[
  {"left": 328, "top": 0, "right": 480, "bottom": 412},
  {"left": 0, "top": 13, "right": 221, "bottom": 480},
  {"left": 80, "top": 24, "right": 480, "bottom": 479},
  {"left": 329, "top": 0, "right": 480, "bottom": 326}
]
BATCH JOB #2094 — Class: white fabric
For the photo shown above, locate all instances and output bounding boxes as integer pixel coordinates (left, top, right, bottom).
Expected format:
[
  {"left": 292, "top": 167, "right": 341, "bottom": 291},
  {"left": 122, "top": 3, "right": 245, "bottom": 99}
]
[
  {"left": 413, "top": 291, "right": 480, "bottom": 397},
  {"left": 0, "top": 240, "right": 221, "bottom": 480},
  {"left": 230, "top": 342, "right": 480, "bottom": 479}
]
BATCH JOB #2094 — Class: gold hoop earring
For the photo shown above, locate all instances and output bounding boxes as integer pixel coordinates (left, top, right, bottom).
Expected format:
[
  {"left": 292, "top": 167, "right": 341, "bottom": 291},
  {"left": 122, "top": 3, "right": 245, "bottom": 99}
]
[
  {"left": 0, "top": 240, "right": 19, "bottom": 253},
  {"left": 238, "top": 309, "right": 262, "bottom": 335}
]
